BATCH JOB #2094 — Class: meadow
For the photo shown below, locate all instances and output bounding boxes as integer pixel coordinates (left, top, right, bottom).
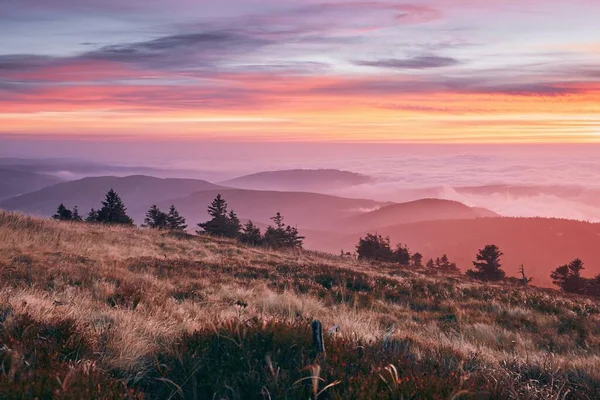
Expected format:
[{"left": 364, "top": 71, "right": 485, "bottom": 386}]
[{"left": 1, "top": 211, "right": 599, "bottom": 399}]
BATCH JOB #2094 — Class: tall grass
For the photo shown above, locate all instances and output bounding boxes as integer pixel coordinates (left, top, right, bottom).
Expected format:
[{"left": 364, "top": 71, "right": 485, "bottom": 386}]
[{"left": 1, "top": 211, "right": 599, "bottom": 399}]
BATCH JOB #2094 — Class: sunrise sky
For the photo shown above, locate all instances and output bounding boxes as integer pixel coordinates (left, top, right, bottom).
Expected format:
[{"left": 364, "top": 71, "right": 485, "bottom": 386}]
[{"left": 1, "top": 0, "right": 600, "bottom": 142}]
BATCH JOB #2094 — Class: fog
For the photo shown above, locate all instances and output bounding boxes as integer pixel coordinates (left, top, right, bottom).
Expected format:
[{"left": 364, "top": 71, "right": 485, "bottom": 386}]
[{"left": 3, "top": 138, "right": 600, "bottom": 221}]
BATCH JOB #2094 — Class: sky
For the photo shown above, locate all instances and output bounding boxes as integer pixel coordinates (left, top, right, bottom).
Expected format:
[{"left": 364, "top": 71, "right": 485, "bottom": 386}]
[{"left": 1, "top": 0, "right": 600, "bottom": 142}]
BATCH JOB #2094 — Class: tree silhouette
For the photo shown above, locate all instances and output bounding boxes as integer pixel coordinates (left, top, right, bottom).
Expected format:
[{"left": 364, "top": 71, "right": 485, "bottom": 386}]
[
  {"left": 240, "top": 220, "right": 262, "bottom": 246},
  {"left": 411, "top": 252, "right": 423, "bottom": 268},
  {"left": 143, "top": 205, "right": 168, "bottom": 229},
  {"left": 197, "top": 194, "right": 240, "bottom": 238},
  {"left": 467, "top": 244, "right": 505, "bottom": 281},
  {"left": 551, "top": 258, "right": 585, "bottom": 293},
  {"left": 86, "top": 208, "right": 99, "bottom": 223},
  {"left": 263, "top": 212, "right": 304, "bottom": 249},
  {"left": 226, "top": 210, "right": 242, "bottom": 238},
  {"left": 437, "top": 254, "right": 459, "bottom": 272},
  {"left": 394, "top": 243, "right": 411, "bottom": 265},
  {"left": 72, "top": 206, "right": 83, "bottom": 222},
  {"left": 94, "top": 189, "right": 134, "bottom": 225},
  {"left": 166, "top": 205, "right": 187, "bottom": 231},
  {"left": 52, "top": 204, "right": 73, "bottom": 221},
  {"left": 356, "top": 233, "right": 394, "bottom": 261}
]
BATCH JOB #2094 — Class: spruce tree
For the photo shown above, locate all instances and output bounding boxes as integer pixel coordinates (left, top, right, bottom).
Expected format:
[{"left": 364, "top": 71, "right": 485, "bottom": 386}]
[
  {"left": 166, "top": 205, "right": 187, "bottom": 231},
  {"left": 144, "top": 205, "right": 168, "bottom": 229},
  {"left": 240, "top": 220, "right": 263, "bottom": 246},
  {"left": 96, "top": 189, "right": 134, "bottom": 225},
  {"left": 411, "top": 252, "right": 424, "bottom": 268},
  {"left": 86, "top": 208, "right": 99, "bottom": 223},
  {"left": 467, "top": 244, "right": 505, "bottom": 281},
  {"left": 225, "top": 210, "right": 242, "bottom": 238},
  {"left": 52, "top": 203, "right": 73, "bottom": 221},
  {"left": 263, "top": 212, "right": 304, "bottom": 249},
  {"left": 551, "top": 258, "right": 586, "bottom": 293},
  {"left": 72, "top": 206, "right": 83, "bottom": 222},
  {"left": 197, "top": 194, "right": 238, "bottom": 237}
]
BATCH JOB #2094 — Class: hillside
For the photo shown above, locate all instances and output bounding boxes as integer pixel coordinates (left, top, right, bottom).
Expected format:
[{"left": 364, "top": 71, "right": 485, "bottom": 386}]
[
  {"left": 221, "top": 169, "right": 372, "bottom": 192},
  {"left": 305, "top": 217, "right": 600, "bottom": 287},
  {"left": 1, "top": 211, "right": 599, "bottom": 399},
  {"left": 160, "top": 188, "right": 386, "bottom": 230},
  {"left": 339, "top": 198, "right": 499, "bottom": 231},
  {"left": 0, "top": 175, "right": 223, "bottom": 222},
  {"left": 0, "top": 167, "right": 63, "bottom": 201}
]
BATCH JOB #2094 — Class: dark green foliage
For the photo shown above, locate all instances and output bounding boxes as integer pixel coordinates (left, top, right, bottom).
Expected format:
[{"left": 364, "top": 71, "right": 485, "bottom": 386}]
[
  {"left": 263, "top": 212, "right": 304, "bottom": 249},
  {"left": 411, "top": 252, "right": 423, "bottom": 267},
  {"left": 143, "top": 205, "right": 168, "bottom": 229},
  {"left": 52, "top": 203, "right": 72, "bottom": 220},
  {"left": 436, "top": 254, "right": 460, "bottom": 272},
  {"left": 467, "top": 244, "right": 505, "bottom": 281},
  {"left": 52, "top": 203, "right": 81, "bottom": 221},
  {"left": 356, "top": 234, "right": 411, "bottom": 264},
  {"left": 550, "top": 259, "right": 600, "bottom": 296},
  {"left": 551, "top": 258, "right": 585, "bottom": 294},
  {"left": 240, "top": 220, "right": 263, "bottom": 246},
  {"left": 71, "top": 205, "right": 83, "bottom": 221},
  {"left": 197, "top": 194, "right": 240, "bottom": 238},
  {"left": 356, "top": 233, "right": 394, "bottom": 261},
  {"left": 86, "top": 208, "right": 99, "bottom": 223},
  {"left": 166, "top": 204, "right": 187, "bottom": 231},
  {"left": 87, "top": 189, "right": 134, "bottom": 225}
]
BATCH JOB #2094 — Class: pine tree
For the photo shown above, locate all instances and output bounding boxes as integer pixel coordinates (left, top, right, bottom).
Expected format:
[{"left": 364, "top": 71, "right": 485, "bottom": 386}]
[
  {"left": 467, "top": 244, "right": 505, "bottom": 281},
  {"left": 72, "top": 206, "right": 83, "bottom": 222},
  {"left": 551, "top": 258, "right": 585, "bottom": 293},
  {"left": 240, "top": 220, "right": 263, "bottom": 246},
  {"left": 438, "top": 254, "right": 459, "bottom": 272},
  {"left": 411, "top": 252, "right": 424, "bottom": 268},
  {"left": 96, "top": 189, "right": 134, "bottom": 225},
  {"left": 86, "top": 208, "right": 99, "bottom": 223},
  {"left": 52, "top": 203, "right": 73, "bottom": 221},
  {"left": 197, "top": 194, "right": 239, "bottom": 238},
  {"left": 225, "top": 210, "right": 242, "bottom": 238},
  {"left": 394, "top": 243, "right": 411, "bottom": 265},
  {"left": 263, "top": 212, "right": 304, "bottom": 249},
  {"left": 143, "top": 205, "right": 168, "bottom": 229},
  {"left": 356, "top": 233, "right": 394, "bottom": 261},
  {"left": 166, "top": 205, "right": 187, "bottom": 231},
  {"left": 425, "top": 258, "right": 435, "bottom": 269}
]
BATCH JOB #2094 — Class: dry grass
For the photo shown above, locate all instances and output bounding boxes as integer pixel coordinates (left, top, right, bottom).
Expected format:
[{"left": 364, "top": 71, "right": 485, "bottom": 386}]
[{"left": 1, "top": 211, "right": 599, "bottom": 399}]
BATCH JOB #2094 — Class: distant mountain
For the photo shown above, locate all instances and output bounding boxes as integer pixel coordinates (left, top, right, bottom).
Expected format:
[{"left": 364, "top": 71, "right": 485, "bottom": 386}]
[
  {"left": 221, "top": 169, "right": 372, "bottom": 192},
  {"left": 0, "top": 168, "right": 63, "bottom": 201},
  {"left": 339, "top": 198, "right": 499, "bottom": 231},
  {"left": 303, "top": 217, "right": 600, "bottom": 287},
  {"left": 0, "top": 175, "right": 223, "bottom": 222},
  {"left": 0, "top": 157, "right": 225, "bottom": 181},
  {"left": 159, "top": 188, "right": 386, "bottom": 231}
]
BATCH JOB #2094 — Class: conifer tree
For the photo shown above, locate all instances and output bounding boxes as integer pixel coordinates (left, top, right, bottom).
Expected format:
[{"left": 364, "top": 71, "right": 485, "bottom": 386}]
[
  {"left": 240, "top": 220, "right": 263, "bottom": 246},
  {"left": 426, "top": 258, "right": 435, "bottom": 269},
  {"left": 72, "top": 206, "right": 83, "bottom": 222},
  {"left": 551, "top": 258, "right": 585, "bottom": 293},
  {"left": 263, "top": 212, "right": 304, "bottom": 249},
  {"left": 226, "top": 210, "right": 242, "bottom": 238},
  {"left": 96, "top": 189, "right": 134, "bottom": 225},
  {"left": 143, "top": 205, "right": 168, "bottom": 229},
  {"left": 467, "top": 244, "right": 505, "bottom": 281},
  {"left": 411, "top": 252, "right": 424, "bottom": 268},
  {"left": 166, "top": 205, "right": 187, "bottom": 231},
  {"left": 52, "top": 203, "right": 73, "bottom": 221},
  {"left": 86, "top": 208, "right": 99, "bottom": 223},
  {"left": 197, "top": 194, "right": 239, "bottom": 238}
]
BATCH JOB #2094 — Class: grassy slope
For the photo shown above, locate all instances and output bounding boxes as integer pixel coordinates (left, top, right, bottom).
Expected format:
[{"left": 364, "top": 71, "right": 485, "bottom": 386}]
[{"left": 0, "top": 211, "right": 599, "bottom": 399}]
